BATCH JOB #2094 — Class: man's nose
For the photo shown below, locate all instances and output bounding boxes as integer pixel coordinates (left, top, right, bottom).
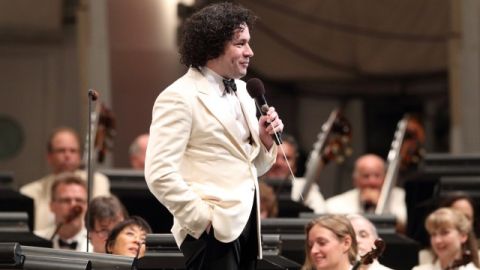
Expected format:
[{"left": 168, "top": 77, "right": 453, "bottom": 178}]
[{"left": 245, "top": 43, "right": 254, "bottom": 57}]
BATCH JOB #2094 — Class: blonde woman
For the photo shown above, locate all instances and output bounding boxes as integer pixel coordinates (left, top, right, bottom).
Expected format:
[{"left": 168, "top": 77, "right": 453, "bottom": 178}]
[
  {"left": 303, "top": 215, "right": 357, "bottom": 270},
  {"left": 413, "top": 207, "right": 479, "bottom": 270}
]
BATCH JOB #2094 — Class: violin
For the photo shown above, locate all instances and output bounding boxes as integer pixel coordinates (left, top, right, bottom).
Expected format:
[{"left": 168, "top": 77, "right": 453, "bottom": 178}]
[
  {"left": 444, "top": 250, "right": 472, "bottom": 270},
  {"left": 352, "top": 238, "right": 386, "bottom": 270}
]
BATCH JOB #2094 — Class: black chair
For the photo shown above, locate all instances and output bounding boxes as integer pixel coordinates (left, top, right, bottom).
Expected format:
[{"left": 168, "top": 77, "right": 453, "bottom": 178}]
[
  {"left": 0, "top": 212, "right": 51, "bottom": 248},
  {"left": 100, "top": 168, "right": 173, "bottom": 233},
  {"left": 261, "top": 179, "right": 313, "bottom": 217},
  {"left": 0, "top": 172, "right": 14, "bottom": 189},
  {"left": 0, "top": 189, "right": 34, "bottom": 231}
]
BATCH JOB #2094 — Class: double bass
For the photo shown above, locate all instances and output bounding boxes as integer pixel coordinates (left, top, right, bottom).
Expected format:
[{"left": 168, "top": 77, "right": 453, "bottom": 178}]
[
  {"left": 301, "top": 108, "right": 352, "bottom": 200},
  {"left": 375, "top": 114, "right": 425, "bottom": 215}
]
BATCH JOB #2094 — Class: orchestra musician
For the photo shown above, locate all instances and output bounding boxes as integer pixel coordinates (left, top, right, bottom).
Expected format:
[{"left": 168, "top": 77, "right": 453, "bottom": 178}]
[
  {"left": 325, "top": 154, "right": 407, "bottom": 231},
  {"left": 412, "top": 207, "right": 480, "bottom": 270},
  {"left": 347, "top": 214, "right": 393, "bottom": 270},
  {"left": 85, "top": 195, "right": 128, "bottom": 253},
  {"left": 263, "top": 133, "right": 326, "bottom": 213},
  {"left": 302, "top": 214, "right": 357, "bottom": 270},
  {"left": 20, "top": 127, "right": 110, "bottom": 231},
  {"left": 129, "top": 133, "right": 149, "bottom": 170},
  {"left": 105, "top": 216, "right": 151, "bottom": 258},
  {"left": 35, "top": 173, "right": 91, "bottom": 251}
]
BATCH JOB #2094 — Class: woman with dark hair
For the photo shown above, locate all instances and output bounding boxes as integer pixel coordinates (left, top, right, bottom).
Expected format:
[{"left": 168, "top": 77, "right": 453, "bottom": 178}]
[
  {"left": 302, "top": 215, "right": 357, "bottom": 270},
  {"left": 413, "top": 208, "right": 479, "bottom": 270},
  {"left": 440, "top": 192, "right": 475, "bottom": 223},
  {"left": 105, "top": 216, "right": 152, "bottom": 258}
]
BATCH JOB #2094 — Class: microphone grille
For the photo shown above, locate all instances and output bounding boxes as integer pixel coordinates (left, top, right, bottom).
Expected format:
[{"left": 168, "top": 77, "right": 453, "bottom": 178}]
[{"left": 246, "top": 78, "right": 265, "bottom": 98}]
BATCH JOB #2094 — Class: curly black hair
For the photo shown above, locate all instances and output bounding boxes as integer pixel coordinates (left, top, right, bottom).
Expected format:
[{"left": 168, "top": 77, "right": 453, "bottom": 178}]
[{"left": 179, "top": 2, "right": 257, "bottom": 68}]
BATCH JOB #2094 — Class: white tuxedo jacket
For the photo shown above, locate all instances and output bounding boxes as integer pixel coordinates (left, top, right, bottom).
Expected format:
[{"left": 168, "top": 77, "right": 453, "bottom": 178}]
[
  {"left": 145, "top": 68, "right": 277, "bottom": 257},
  {"left": 325, "top": 187, "right": 407, "bottom": 226}
]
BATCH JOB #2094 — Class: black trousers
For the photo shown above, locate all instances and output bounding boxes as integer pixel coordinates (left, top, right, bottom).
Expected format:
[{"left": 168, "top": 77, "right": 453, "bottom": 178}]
[{"left": 180, "top": 201, "right": 258, "bottom": 270}]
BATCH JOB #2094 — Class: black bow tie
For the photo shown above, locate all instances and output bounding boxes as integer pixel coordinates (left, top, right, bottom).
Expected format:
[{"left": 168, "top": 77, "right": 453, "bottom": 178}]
[
  {"left": 222, "top": 79, "right": 237, "bottom": 94},
  {"left": 58, "top": 239, "right": 78, "bottom": 250}
]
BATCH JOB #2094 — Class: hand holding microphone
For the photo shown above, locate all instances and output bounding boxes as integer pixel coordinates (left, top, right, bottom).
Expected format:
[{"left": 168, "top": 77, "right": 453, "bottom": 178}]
[{"left": 246, "top": 78, "right": 283, "bottom": 146}]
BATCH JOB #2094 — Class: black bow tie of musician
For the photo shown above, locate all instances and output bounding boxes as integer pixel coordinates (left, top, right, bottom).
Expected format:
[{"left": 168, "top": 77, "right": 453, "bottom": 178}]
[
  {"left": 58, "top": 239, "right": 78, "bottom": 250},
  {"left": 222, "top": 79, "right": 237, "bottom": 94}
]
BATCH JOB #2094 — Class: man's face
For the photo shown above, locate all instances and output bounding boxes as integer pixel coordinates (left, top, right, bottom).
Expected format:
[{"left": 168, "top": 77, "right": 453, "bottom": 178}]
[
  {"left": 50, "top": 183, "right": 87, "bottom": 226},
  {"left": 47, "top": 131, "right": 81, "bottom": 174},
  {"left": 350, "top": 218, "right": 377, "bottom": 256},
  {"left": 266, "top": 142, "right": 297, "bottom": 179},
  {"left": 131, "top": 135, "right": 149, "bottom": 170},
  {"left": 210, "top": 24, "right": 253, "bottom": 79},
  {"left": 353, "top": 156, "right": 385, "bottom": 191},
  {"left": 90, "top": 215, "right": 125, "bottom": 253}
]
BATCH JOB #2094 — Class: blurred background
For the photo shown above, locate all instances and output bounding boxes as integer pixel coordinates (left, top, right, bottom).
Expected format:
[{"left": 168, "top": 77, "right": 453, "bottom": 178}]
[{"left": 0, "top": 0, "right": 478, "bottom": 199}]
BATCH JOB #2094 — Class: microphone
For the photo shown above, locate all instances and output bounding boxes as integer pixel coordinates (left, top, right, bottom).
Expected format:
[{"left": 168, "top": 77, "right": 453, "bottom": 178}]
[
  {"left": 50, "top": 205, "right": 83, "bottom": 241},
  {"left": 246, "top": 78, "right": 282, "bottom": 145}
]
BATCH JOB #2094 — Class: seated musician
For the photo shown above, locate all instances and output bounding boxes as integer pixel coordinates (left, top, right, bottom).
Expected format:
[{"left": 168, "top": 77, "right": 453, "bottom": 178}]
[
  {"left": 35, "top": 173, "right": 91, "bottom": 251},
  {"left": 347, "top": 214, "right": 392, "bottom": 270},
  {"left": 302, "top": 214, "right": 357, "bottom": 270},
  {"left": 85, "top": 195, "right": 128, "bottom": 253},
  {"left": 129, "top": 133, "right": 149, "bottom": 170},
  {"left": 105, "top": 216, "right": 152, "bottom": 258},
  {"left": 259, "top": 181, "right": 278, "bottom": 218},
  {"left": 412, "top": 207, "right": 479, "bottom": 270},
  {"left": 419, "top": 192, "right": 478, "bottom": 265},
  {"left": 325, "top": 154, "right": 406, "bottom": 231},
  {"left": 20, "top": 127, "right": 110, "bottom": 231},
  {"left": 262, "top": 133, "right": 326, "bottom": 213}
]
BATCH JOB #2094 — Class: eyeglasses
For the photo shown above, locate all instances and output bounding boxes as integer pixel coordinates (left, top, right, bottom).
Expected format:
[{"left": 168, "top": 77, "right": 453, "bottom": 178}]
[
  {"left": 92, "top": 229, "right": 110, "bottom": 238},
  {"left": 54, "top": 198, "right": 87, "bottom": 205}
]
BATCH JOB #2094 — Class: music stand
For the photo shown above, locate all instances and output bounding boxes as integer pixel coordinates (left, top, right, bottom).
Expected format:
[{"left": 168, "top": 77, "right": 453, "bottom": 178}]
[
  {"left": 406, "top": 154, "right": 480, "bottom": 247},
  {"left": 0, "top": 242, "right": 24, "bottom": 268},
  {"left": 421, "top": 153, "right": 480, "bottom": 176},
  {"left": 299, "top": 213, "right": 397, "bottom": 234},
  {"left": 139, "top": 233, "right": 301, "bottom": 270},
  {"left": 21, "top": 245, "right": 134, "bottom": 270}
]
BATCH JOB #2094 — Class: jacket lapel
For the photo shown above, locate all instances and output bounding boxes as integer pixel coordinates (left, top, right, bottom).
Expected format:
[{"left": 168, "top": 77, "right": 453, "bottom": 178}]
[
  {"left": 236, "top": 90, "right": 261, "bottom": 160},
  {"left": 191, "top": 69, "right": 250, "bottom": 159}
]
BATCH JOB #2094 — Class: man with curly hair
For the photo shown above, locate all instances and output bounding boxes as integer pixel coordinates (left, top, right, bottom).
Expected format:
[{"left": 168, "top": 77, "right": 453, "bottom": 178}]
[{"left": 145, "top": 2, "right": 284, "bottom": 269}]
